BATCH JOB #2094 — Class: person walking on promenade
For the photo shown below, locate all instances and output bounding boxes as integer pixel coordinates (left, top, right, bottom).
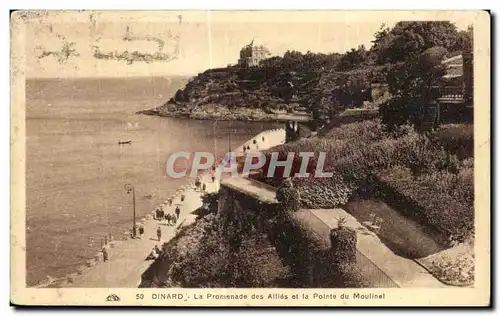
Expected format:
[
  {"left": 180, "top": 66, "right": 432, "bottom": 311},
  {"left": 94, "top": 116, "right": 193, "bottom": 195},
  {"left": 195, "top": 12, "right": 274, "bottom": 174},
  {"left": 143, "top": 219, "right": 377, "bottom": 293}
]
[
  {"left": 165, "top": 213, "right": 171, "bottom": 226},
  {"left": 138, "top": 225, "right": 144, "bottom": 239},
  {"left": 171, "top": 214, "right": 177, "bottom": 225},
  {"left": 175, "top": 206, "right": 181, "bottom": 220},
  {"left": 157, "top": 226, "right": 162, "bottom": 241},
  {"left": 168, "top": 198, "right": 173, "bottom": 206},
  {"left": 102, "top": 246, "right": 109, "bottom": 262},
  {"left": 181, "top": 194, "right": 186, "bottom": 202},
  {"left": 202, "top": 183, "right": 207, "bottom": 192}
]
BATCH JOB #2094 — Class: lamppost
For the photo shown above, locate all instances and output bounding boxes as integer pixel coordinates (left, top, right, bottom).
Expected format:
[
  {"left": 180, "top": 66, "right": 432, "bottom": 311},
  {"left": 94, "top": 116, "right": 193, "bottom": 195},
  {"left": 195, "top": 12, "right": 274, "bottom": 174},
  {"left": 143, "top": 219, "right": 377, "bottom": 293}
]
[
  {"left": 228, "top": 120, "right": 232, "bottom": 152},
  {"left": 213, "top": 120, "right": 217, "bottom": 166},
  {"left": 124, "top": 183, "right": 136, "bottom": 238}
]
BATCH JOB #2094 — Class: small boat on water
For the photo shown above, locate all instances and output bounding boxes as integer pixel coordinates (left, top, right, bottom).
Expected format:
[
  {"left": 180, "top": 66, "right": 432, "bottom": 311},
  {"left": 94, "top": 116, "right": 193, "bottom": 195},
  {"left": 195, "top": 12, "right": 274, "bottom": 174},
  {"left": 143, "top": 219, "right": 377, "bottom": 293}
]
[{"left": 118, "top": 140, "right": 132, "bottom": 145}]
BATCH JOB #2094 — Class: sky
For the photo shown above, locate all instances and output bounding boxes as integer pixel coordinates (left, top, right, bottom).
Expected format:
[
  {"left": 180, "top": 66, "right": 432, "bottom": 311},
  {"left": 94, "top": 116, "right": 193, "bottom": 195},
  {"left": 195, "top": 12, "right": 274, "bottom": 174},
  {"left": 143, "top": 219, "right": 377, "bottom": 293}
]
[{"left": 20, "top": 11, "right": 474, "bottom": 78}]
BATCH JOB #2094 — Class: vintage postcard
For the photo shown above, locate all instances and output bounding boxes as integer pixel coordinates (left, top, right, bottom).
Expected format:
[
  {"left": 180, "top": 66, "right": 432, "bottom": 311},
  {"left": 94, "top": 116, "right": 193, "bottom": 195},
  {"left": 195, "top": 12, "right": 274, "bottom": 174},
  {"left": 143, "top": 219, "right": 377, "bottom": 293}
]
[{"left": 11, "top": 10, "right": 490, "bottom": 306}]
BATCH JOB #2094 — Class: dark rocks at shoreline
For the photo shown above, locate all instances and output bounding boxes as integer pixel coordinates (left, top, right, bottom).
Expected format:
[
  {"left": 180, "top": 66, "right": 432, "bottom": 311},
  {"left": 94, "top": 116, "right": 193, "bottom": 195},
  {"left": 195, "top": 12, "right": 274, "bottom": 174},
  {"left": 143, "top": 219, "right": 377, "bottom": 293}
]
[{"left": 137, "top": 104, "right": 312, "bottom": 123}]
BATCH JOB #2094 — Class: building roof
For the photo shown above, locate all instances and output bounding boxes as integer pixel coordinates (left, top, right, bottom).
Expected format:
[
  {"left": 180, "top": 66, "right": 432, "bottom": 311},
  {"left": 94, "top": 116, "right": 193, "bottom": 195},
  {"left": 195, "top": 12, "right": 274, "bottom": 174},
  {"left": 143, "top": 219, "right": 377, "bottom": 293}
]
[
  {"left": 442, "top": 54, "right": 463, "bottom": 79},
  {"left": 241, "top": 38, "right": 267, "bottom": 51}
]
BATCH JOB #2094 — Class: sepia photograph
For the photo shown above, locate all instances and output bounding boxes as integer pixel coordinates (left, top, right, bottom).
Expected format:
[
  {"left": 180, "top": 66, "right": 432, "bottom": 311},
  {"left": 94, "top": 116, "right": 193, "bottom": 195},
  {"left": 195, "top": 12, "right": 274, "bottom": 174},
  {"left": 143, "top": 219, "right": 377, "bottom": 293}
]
[{"left": 10, "top": 10, "right": 490, "bottom": 306}]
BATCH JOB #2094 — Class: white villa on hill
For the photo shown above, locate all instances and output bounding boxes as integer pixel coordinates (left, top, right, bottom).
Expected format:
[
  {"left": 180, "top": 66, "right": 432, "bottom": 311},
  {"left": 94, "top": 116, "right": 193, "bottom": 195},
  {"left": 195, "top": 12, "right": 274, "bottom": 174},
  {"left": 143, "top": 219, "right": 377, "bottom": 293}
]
[{"left": 238, "top": 38, "right": 270, "bottom": 68}]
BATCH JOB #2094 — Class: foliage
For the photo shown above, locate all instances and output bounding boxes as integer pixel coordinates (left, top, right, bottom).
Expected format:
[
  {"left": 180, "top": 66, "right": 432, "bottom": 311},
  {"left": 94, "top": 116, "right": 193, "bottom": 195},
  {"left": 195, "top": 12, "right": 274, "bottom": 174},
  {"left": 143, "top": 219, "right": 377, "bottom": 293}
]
[
  {"left": 336, "top": 45, "right": 369, "bottom": 71},
  {"left": 418, "top": 236, "right": 475, "bottom": 286},
  {"left": 195, "top": 192, "right": 219, "bottom": 219},
  {"left": 174, "top": 89, "right": 186, "bottom": 102},
  {"left": 294, "top": 176, "right": 353, "bottom": 209},
  {"left": 141, "top": 213, "right": 291, "bottom": 288},
  {"left": 330, "top": 226, "right": 357, "bottom": 267},
  {"left": 379, "top": 46, "right": 449, "bottom": 130},
  {"left": 270, "top": 211, "right": 368, "bottom": 287},
  {"left": 371, "top": 21, "right": 472, "bottom": 130},
  {"left": 451, "top": 26, "right": 473, "bottom": 53},
  {"left": 234, "top": 237, "right": 292, "bottom": 287},
  {"left": 428, "top": 253, "right": 474, "bottom": 285},
  {"left": 266, "top": 119, "right": 473, "bottom": 243},
  {"left": 431, "top": 124, "right": 474, "bottom": 159},
  {"left": 276, "top": 180, "right": 301, "bottom": 213},
  {"left": 308, "top": 66, "right": 389, "bottom": 127},
  {"left": 154, "top": 21, "right": 473, "bottom": 129},
  {"left": 375, "top": 165, "right": 473, "bottom": 243},
  {"left": 370, "top": 21, "right": 469, "bottom": 64}
]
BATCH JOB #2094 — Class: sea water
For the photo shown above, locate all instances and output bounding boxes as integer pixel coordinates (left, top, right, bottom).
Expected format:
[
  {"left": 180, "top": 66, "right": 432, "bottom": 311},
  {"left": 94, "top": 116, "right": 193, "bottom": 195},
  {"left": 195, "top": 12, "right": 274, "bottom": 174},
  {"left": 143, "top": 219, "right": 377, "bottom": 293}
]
[{"left": 25, "top": 77, "right": 279, "bottom": 286}]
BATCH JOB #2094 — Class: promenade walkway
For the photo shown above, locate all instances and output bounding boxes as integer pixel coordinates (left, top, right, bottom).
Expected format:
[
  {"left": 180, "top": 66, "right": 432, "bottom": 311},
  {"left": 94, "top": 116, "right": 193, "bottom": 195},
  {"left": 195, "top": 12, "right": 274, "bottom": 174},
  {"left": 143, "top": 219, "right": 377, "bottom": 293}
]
[
  {"left": 66, "top": 172, "right": 218, "bottom": 288},
  {"left": 234, "top": 128, "right": 286, "bottom": 155}
]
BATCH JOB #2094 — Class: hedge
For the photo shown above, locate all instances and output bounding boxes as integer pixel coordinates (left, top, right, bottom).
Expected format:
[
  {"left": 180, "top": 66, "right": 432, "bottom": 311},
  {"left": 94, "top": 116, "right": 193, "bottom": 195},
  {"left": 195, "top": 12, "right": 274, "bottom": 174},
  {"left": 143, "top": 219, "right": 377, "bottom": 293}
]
[
  {"left": 259, "top": 120, "right": 474, "bottom": 244},
  {"left": 269, "top": 212, "right": 368, "bottom": 288},
  {"left": 373, "top": 166, "right": 473, "bottom": 244}
]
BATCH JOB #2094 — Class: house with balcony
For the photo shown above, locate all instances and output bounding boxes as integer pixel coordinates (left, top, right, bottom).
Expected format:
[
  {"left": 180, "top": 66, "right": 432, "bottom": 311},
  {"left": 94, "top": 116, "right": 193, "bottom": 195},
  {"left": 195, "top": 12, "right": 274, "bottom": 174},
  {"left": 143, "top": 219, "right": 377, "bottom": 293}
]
[
  {"left": 435, "top": 52, "right": 473, "bottom": 125},
  {"left": 421, "top": 52, "right": 473, "bottom": 130}
]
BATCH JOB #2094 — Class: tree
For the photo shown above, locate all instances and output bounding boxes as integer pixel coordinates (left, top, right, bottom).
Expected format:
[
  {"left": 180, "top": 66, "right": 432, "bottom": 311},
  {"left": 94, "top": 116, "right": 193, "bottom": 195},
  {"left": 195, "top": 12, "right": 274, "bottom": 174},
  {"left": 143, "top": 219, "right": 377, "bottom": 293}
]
[
  {"left": 259, "top": 56, "right": 283, "bottom": 68},
  {"left": 337, "top": 45, "right": 368, "bottom": 71},
  {"left": 370, "top": 21, "right": 460, "bottom": 64},
  {"left": 452, "top": 25, "right": 473, "bottom": 53},
  {"left": 174, "top": 89, "right": 186, "bottom": 102},
  {"left": 380, "top": 46, "right": 448, "bottom": 130}
]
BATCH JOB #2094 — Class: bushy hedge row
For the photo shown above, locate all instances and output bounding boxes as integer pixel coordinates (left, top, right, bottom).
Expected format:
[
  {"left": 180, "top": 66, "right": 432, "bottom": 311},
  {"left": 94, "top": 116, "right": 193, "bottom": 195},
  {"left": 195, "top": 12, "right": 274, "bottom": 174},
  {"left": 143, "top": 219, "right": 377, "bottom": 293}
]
[
  {"left": 270, "top": 121, "right": 464, "bottom": 206},
  {"left": 262, "top": 120, "right": 474, "bottom": 242},
  {"left": 293, "top": 176, "right": 353, "bottom": 208},
  {"left": 374, "top": 165, "right": 473, "bottom": 243},
  {"left": 431, "top": 124, "right": 474, "bottom": 160}
]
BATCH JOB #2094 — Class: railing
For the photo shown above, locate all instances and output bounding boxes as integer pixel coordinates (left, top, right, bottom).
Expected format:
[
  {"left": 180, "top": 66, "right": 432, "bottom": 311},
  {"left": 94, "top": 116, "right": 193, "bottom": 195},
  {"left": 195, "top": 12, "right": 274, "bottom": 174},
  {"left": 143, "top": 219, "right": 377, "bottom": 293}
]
[
  {"left": 295, "top": 210, "right": 399, "bottom": 288},
  {"left": 439, "top": 86, "right": 464, "bottom": 100}
]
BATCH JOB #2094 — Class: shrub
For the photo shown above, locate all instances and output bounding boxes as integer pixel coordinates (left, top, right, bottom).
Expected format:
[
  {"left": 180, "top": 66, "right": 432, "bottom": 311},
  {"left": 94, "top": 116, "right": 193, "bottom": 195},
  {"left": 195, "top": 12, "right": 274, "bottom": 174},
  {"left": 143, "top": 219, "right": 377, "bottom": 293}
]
[
  {"left": 144, "top": 212, "right": 292, "bottom": 288},
  {"left": 265, "top": 120, "right": 467, "bottom": 208},
  {"left": 294, "top": 176, "right": 353, "bottom": 208},
  {"left": 329, "top": 226, "right": 357, "bottom": 270},
  {"left": 431, "top": 124, "right": 474, "bottom": 159},
  {"left": 270, "top": 212, "right": 368, "bottom": 288},
  {"left": 276, "top": 180, "right": 301, "bottom": 213},
  {"left": 174, "top": 89, "right": 186, "bottom": 102},
  {"left": 271, "top": 213, "right": 329, "bottom": 286},
  {"left": 375, "top": 166, "right": 473, "bottom": 243},
  {"left": 235, "top": 237, "right": 292, "bottom": 287},
  {"left": 260, "top": 119, "right": 473, "bottom": 243}
]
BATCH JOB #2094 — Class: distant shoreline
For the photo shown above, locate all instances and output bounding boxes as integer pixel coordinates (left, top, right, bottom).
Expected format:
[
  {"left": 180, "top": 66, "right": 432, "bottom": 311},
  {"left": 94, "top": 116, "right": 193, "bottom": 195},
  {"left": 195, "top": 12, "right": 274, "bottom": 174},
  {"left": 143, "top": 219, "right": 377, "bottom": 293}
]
[{"left": 137, "top": 106, "right": 311, "bottom": 123}]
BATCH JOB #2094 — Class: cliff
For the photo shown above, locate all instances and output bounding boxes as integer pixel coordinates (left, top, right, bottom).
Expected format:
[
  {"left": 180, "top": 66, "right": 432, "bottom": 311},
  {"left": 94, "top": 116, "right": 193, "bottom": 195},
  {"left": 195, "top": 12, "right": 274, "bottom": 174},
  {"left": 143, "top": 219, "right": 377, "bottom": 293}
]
[{"left": 137, "top": 66, "right": 310, "bottom": 121}]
